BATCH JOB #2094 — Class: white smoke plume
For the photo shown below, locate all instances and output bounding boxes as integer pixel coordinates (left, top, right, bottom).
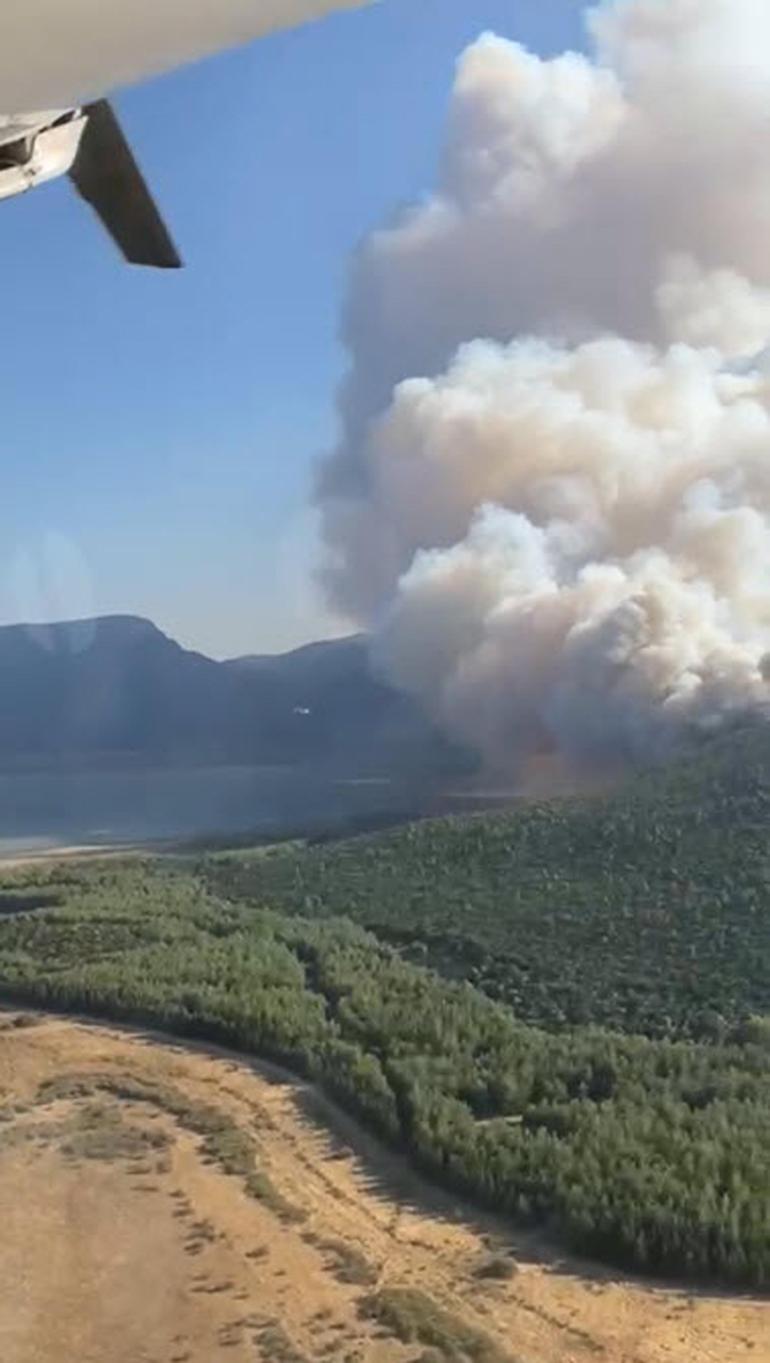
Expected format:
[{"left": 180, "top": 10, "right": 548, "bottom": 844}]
[
  {"left": 318, "top": 0, "right": 770, "bottom": 778},
  {"left": 0, "top": 0, "right": 365, "bottom": 110}
]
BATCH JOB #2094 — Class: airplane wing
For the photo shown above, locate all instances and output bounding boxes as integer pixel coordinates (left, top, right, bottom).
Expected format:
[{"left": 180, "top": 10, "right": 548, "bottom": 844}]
[{"left": 0, "top": 1, "right": 368, "bottom": 111}]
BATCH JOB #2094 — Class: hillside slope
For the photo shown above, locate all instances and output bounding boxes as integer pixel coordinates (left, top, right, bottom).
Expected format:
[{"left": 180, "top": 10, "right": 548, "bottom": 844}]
[
  {"left": 225, "top": 634, "right": 458, "bottom": 773},
  {"left": 207, "top": 721, "right": 770, "bottom": 1039}
]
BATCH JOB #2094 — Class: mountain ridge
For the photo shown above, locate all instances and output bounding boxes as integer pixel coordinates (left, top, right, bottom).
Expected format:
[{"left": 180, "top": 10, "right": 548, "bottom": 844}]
[{"left": 0, "top": 614, "right": 458, "bottom": 775}]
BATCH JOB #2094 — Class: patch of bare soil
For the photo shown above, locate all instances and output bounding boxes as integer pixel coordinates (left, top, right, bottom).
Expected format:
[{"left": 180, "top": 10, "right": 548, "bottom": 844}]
[{"left": 0, "top": 1014, "right": 765, "bottom": 1363}]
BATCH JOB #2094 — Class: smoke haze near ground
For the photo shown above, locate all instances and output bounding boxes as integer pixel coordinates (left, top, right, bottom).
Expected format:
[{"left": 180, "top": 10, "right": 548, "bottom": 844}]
[
  {"left": 318, "top": 0, "right": 770, "bottom": 778},
  {"left": 0, "top": 0, "right": 365, "bottom": 109}
]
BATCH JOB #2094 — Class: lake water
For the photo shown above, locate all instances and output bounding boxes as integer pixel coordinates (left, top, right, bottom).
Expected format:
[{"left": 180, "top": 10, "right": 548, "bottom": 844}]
[{"left": 0, "top": 765, "right": 405, "bottom": 856}]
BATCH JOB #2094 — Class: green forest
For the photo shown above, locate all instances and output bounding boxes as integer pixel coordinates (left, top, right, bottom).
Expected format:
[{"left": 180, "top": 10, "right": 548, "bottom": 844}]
[
  {"left": 206, "top": 723, "right": 770, "bottom": 1040},
  {"left": 1, "top": 728, "right": 769, "bottom": 1292}
]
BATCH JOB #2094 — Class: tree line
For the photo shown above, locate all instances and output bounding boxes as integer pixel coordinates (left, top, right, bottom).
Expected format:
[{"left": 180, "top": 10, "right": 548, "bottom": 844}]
[{"left": 0, "top": 858, "right": 768, "bottom": 1289}]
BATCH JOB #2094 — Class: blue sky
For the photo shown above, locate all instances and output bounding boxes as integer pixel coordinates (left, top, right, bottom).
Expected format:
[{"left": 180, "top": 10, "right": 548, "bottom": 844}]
[{"left": 0, "top": 0, "right": 586, "bottom": 658}]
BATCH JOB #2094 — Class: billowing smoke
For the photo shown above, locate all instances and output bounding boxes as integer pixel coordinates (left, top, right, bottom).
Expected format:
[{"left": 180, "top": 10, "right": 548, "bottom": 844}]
[
  {"left": 318, "top": 0, "right": 770, "bottom": 778},
  {"left": 0, "top": 0, "right": 365, "bottom": 110}
]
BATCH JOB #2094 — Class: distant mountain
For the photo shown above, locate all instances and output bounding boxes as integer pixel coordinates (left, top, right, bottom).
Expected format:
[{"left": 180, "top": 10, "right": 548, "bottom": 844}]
[
  {"left": 0, "top": 617, "right": 223, "bottom": 766},
  {"left": 225, "top": 634, "right": 446, "bottom": 768},
  {"left": 0, "top": 615, "right": 461, "bottom": 775}
]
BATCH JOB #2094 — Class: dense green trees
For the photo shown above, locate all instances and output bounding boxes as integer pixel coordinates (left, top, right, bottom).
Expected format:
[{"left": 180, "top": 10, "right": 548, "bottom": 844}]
[
  {"left": 205, "top": 723, "right": 770, "bottom": 1039},
  {"left": 0, "top": 857, "right": 768, "bottom": 1288}
]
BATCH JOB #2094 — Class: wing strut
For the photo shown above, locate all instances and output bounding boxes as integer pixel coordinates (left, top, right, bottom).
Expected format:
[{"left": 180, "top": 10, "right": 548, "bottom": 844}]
[{"left": 69, "top": 100, "right": 182, "bottom": 269}]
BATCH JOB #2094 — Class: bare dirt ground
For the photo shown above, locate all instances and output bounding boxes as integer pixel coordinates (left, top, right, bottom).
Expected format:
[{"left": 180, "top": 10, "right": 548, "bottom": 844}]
[{"left": 0, "top": 1014, "right": 766, "bottom": 1363}]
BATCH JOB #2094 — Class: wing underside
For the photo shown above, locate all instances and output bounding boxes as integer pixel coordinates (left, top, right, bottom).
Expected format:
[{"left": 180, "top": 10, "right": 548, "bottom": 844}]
[{"left": 0, "top": 2, "right": 367, "bottom": 111}]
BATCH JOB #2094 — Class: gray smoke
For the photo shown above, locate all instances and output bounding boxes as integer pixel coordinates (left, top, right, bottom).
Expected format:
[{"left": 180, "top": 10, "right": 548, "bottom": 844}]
[
  {"left": 0, "top": 0, "right": 365, "bottom": 110},
  {"left": 318, "top": 0, "right": 770, "bottom": 778}
]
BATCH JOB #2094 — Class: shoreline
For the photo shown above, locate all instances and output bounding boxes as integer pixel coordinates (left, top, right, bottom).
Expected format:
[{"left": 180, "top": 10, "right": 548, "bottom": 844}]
[{"left": 0, "top": 841, "right": 171, "bottom": 870}]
